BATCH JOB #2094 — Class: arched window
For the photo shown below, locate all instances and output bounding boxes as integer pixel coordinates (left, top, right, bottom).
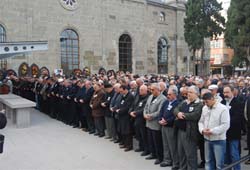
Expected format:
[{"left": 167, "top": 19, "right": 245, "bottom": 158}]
[
  {"left": 0, "top": 25, "right": 6, "bottom": 42},
  {"left": 119, "top": 34, "right": 132, "bottom": 72},
  {"left": 158, "top": 37, "right": 168, "bottom": 74},
  {"left": 60, "top": 29, "right": 79, "bottom": 76},
  {"left": 159, "top": 12, "right": 165, "bottom": 22},
  {"left": 0, "top": 24, "right": 7, "bottom": 69}
]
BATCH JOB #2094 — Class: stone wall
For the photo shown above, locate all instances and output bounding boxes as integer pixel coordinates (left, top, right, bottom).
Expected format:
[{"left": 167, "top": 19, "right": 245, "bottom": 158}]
[{"left": 0, "top": 0, "right": 191, "bottom": 75}]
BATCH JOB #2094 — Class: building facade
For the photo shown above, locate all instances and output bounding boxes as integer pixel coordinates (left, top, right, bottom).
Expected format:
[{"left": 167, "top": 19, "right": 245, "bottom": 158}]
[
  {"left": 0, "top": 0, "right": 190, "bottom": 76},
  {"left": 209, "top": 0, "right": 234, "bottom": 76}
]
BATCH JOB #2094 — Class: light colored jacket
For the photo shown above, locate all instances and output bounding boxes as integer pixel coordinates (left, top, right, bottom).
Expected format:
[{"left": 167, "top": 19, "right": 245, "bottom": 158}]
[
  {"left": 143, "top": 93, "right": 166, "bottom": 130},
  {"left": 198, "top": 102, "right": 230, "bottom": 141}
]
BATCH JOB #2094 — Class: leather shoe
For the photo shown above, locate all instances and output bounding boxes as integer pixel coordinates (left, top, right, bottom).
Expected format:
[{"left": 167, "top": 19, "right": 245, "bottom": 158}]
[
  {"left": 88, "top": 131, "right": 95, "bottom": 134},
  {"left": 114, "top": 140, "right": 120, "bottom": 143},
  {"left": 120, "top": 145, "right": 126, "bottom": 149},
  {"left": 94, "top": 133, "right": 99, "bottom": 136},
  {"left": 245, "top": 159, "right": 250, "bottom": 165},
  {"left": 99, "top": 134, "right": 105, "bottom": 138},
  {"left": 198, "top": 161, "right": 205, "bottom": 168},
  {"left": 160, "top": 162, "right": 172, "bottom": 167},
  {"left": 105, "top": 136, "right": 111, "bottom": 139},
  {"left": 154, "top": 159, "right": 162, "bottom": 165},
  {"left": 145, "top": 155, "right": 156, "bottom": 160},
  {"left": 141, "top": 151, "right": 150, "bottom": 156},
  {"left": 134, "top": 148, "right": 143, "bottom": 152},
  {"left": 119, "top": 142, "right": 124, "bottom": 146},
  {"left": 124, "top": 147, "right": 133, "bottom": 152}
]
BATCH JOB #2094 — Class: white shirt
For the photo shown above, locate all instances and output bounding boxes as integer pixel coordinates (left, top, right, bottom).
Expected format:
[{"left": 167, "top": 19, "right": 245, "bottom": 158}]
[{"left": 199, "top": 102, "right": 230, "bottom": 141}]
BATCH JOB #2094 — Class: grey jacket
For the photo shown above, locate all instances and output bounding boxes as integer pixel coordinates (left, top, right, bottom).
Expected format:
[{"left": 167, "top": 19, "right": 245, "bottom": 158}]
[{"left": 143, "top": 94, "right": 166, "bottom": 130}]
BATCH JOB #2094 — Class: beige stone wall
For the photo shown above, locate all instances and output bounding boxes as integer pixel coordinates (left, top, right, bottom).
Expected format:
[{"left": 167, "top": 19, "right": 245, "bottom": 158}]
[{"left": 0, "top": 0, "right": 190, "bottom": 75}]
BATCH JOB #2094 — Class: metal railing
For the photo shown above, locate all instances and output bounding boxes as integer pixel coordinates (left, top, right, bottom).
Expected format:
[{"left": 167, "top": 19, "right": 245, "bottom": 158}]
[{"left": 222, "top": 154, "right": 250, "bottom": 170}]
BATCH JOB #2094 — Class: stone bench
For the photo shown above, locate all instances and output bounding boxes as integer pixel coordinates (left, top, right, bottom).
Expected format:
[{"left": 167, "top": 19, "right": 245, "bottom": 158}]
[{"left": 0, "top": 94, "right": 36, "bottom": 128}]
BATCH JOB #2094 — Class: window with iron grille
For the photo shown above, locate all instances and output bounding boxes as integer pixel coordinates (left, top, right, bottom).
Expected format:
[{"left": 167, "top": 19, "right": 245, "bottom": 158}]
[
  {"left": 158, "top": 37, "right": 168, "bottom": 74},
  {"left": 0, "top": 24, "right": 7, "bottom": 70},
  {"left": 60, "top": 29, "right": 79, "bottom": 76},
  {"left": 119, "top": 34, "right": 132, "bottom": 72}
]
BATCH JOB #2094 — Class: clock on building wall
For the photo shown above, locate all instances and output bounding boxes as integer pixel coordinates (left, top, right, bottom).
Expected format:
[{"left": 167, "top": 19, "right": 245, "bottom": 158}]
[{"left": 59, "top": 0, "right": 78, "bottom": 11}]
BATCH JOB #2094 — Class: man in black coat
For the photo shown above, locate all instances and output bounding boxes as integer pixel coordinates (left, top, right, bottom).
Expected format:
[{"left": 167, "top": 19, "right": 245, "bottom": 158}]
[
  {"left": 101, "top": 83, "right": 115, "bottom": 139},
  {"left": 129, "top": 84, "right": 149, "bottom": 156},
  {"left": 80, "top": 80, "right": 94, "bottom": 133},
  {"left": 110, "top": 83, "right": 122, "bottom": 142},
  {"left": 74, "top": 79, "right": 86, "bottom": 129},
  {"left": 116, "top": 85, "right": 134, "bottom": 151},
  {"left": 222, "top": 85, "right": 244, "bottom": 170}
]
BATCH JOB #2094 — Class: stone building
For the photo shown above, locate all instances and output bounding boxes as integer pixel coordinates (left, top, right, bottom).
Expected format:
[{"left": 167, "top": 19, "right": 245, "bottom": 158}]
[{"left": 0, "top": 0, "right": 191, "bottom": 76}]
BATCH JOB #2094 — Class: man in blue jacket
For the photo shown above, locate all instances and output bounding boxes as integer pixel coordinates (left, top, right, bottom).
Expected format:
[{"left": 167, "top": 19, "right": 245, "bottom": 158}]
[{"left": 158, "top": 85, "right": 180, "bottom": 169}]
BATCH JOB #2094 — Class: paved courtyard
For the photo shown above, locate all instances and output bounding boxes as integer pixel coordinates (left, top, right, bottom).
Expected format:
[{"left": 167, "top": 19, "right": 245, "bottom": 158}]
[
  {"left": 0, "top": 109, "right": 249, "bottom": 170},
  {"left": 0, "top": 109, "right": 167, "bottom": 170}
]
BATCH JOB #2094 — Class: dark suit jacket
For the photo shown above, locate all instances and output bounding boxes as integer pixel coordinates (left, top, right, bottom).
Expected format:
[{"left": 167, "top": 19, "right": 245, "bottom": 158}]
[
  {"left": 222, "top": 97, "right": 244, "bottom": 140},
  {"left": 117, "top": 92, "right": 134, "bottom": 134},
  {"left": 158, "top": 99, "right": 179, "bottom": 127}
]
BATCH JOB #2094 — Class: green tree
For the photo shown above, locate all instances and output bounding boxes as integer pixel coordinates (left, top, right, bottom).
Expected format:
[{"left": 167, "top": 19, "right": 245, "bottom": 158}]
[
  {"left": 225, "top": 0, "right": 250, "bottom": 69},
  {"left": 184, "top": 0, "right": 225, "bottom": 75}
]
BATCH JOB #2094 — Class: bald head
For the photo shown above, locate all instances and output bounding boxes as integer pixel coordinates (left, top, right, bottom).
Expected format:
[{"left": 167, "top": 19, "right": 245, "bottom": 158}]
[
  {"left": 139, "top": 84, "right": 148, "bottom": 96},
  {"left": 136, "top": 78, "right": 144, "bottom": 87},
  {"left": 158, "top": 82, "right": 166, "bottom": 92}
]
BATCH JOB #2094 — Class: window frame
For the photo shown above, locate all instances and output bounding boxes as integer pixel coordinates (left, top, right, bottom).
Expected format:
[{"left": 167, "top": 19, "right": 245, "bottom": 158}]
[
  {"left": 60, "top": 29, "right": 80, "bottom": 76},
  {"left": 157, "top": 37, "right": 168, "bottom": 74},
  {"left": 119, "top": 34, "right": 132, "bottom": 72}
]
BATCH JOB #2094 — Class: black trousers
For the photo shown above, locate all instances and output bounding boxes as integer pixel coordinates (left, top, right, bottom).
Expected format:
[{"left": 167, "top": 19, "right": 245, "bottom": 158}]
[
  {"left": 198, "top": 133, "right": 205, "bottom": 163},
  {"left": 247, "top": 126, "right": 250, "bottom": 155},
  {"left": 134, "top": 121, "right": 148, "bottom": 152},
  {"left": 86, "top": 111, "right": 95, "bottom": 132},
  {"left": 147, "top": 128, "right": 163, "bottom": 161},
  {"left": 94, "top": 116, "right": 105, "bottom": 135}
]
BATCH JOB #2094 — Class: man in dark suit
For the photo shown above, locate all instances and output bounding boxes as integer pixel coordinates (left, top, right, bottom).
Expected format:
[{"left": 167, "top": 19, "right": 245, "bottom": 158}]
[
  {"left": 110, "top": 83, "right": 122, "bottom": 143},
  {"left": 116, "top": 85, "right": 134, "bottom": 151},
  {"left": 129, "top": 84, "right": 149, "bottom": 155},
  {"left": 222, "top": 85, "right": 244, "bottom": 170},
  {"left": 158, "top": 86, "right": 180, "bottom": 169},
  {"left": 101, "top": 83, "right": 115, "bottom": 139},
  {"left": 80, "top": 80, "right": 94, "bottom": 133}
]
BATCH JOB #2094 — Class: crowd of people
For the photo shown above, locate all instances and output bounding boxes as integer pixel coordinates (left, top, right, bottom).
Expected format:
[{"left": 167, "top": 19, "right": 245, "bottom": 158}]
[{"left": 5, "top": 71, "right": 250, "bottom": 170}]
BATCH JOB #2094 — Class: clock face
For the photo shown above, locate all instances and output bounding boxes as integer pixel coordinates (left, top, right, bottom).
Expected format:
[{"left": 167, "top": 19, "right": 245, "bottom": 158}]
[{"left": 59, "top": 0, "right": 78, "bottom": 11}]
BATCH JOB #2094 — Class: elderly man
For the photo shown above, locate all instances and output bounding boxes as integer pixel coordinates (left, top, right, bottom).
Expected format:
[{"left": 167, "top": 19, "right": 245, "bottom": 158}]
[
  {"left": 129, "top": 84, "right": 149, "bottom": 156},
  {"left": 199, "top": 92, "right": 230, "bottom": 170},
  {"left": 90, "top": 80, "right": 106, "bottom": 137},
  {"left": 81, "top": 80, "right": 95, "bottom": 134},
  {"left": 144, "top": 83, "right": 166, "bottom": 165},
  {"left": 174, "top": 85, "right": 203, "bottom": 170},
  {"left": 158, "top": 85, "right": 180, "bottom": 169}
]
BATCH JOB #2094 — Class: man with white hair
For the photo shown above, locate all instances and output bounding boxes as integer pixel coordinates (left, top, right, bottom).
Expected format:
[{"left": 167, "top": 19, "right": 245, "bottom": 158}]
[
  {"left": 174, "top": 85, "right": 203, "bottom": 170},
  {"left": 144, "top": 83, "right": 166, "bottom": 165},
  {"left": 159, "top": 81, "right": 167, "bottom": 97},
  {"left": 158, "top": 85, "right": 180, "bottom": 169}
]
